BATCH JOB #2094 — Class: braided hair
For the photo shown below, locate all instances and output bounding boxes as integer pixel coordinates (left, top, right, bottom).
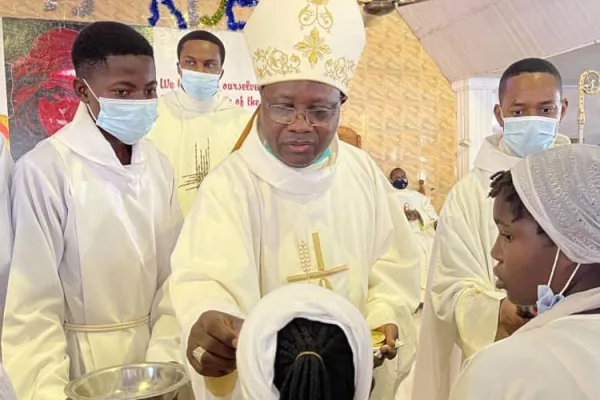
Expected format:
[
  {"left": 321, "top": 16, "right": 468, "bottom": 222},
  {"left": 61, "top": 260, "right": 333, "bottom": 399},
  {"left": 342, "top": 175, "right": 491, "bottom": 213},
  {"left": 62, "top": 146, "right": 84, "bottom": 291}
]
[{"left": 273, "top": 318, "right": 355, "bottom": 400}]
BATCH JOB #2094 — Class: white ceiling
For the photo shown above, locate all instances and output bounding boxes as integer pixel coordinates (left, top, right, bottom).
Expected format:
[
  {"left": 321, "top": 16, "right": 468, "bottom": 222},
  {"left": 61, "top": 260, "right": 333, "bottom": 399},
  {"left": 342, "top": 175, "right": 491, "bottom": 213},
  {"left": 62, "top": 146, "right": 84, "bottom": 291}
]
[{"left": 396, "top": 0, "right": 600, "bottom": 84}]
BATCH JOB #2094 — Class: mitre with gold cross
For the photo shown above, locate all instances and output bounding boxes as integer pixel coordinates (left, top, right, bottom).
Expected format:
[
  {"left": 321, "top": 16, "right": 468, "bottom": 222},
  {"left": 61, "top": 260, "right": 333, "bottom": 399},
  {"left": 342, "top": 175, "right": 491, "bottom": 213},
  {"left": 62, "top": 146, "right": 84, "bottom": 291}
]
[{"left": 243, "top": 0, "right": 366, "bottom": 95}]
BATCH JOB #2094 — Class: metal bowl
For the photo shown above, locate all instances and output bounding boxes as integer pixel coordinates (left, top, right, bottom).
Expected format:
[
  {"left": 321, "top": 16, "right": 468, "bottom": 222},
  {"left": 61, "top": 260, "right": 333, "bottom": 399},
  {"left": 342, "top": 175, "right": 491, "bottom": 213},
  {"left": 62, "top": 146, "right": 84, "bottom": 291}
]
[{"left": 65, "top": 362, "right": 190, "bottom": 400}]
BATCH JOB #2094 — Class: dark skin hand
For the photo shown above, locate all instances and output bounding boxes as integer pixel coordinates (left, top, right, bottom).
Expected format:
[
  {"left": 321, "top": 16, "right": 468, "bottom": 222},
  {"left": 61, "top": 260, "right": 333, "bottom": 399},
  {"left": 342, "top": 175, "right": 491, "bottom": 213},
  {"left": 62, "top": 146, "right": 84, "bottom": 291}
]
[
  {"left": 405, "top": 209, "right": 421, "bottom": 222},
  {"left": 495, "top": 298, "right": 531, "bottom": 341},
  {"left": 403, "top": 204, "right": 420, "bottom": 222},
  {"left": 373, "top": 323, "right": 399, "bottom": 368},
  {"left": 187, "top": 310, "right": 244, "bottom": 377}
]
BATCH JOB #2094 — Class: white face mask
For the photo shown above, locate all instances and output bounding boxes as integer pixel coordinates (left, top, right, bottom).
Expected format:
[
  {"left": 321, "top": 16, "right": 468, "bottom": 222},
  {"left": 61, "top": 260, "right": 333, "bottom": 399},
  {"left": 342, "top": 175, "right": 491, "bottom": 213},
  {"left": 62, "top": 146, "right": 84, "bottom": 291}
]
[
  {"left": 502, "top": 115, "right": 559, "bottom": 157},
  {"left": 536, "top": 248, "right": 581, "bottom": 314},
  {"left": 180, "top": 69, "right": 219, "bottom": 100},
  {"left": 83, "top": 79, "right": 158, "bottom": 145}
]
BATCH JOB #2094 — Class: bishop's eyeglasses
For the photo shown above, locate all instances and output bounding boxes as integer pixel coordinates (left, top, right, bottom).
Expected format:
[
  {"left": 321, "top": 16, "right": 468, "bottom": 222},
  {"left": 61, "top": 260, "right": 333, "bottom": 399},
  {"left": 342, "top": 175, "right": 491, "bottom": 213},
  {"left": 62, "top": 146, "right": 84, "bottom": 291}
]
[{"left": 266, "top": 104, "right": 340, "bottom": 127}]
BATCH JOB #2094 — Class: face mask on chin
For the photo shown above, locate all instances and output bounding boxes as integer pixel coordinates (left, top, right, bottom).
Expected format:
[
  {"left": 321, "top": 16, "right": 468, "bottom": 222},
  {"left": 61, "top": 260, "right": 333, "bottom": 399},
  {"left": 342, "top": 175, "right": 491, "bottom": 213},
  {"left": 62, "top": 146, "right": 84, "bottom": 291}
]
[
  {"left": 536, "top": 248, "right": 581, "bottom": 315},
  {"left": 262, "top": 141, "right": 331, "bottom": 166},
  {"left": 501, "top": 115, "right": 560, "bottom": 157},
  {"left": 181, "top": 69, "right": 220, "bottom": 101}
]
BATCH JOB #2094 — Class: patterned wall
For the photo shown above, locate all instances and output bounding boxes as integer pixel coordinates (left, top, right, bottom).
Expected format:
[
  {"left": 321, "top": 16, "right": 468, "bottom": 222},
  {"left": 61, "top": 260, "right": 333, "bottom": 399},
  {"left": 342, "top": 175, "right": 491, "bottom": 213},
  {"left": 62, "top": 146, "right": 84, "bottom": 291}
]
[
  {"left": 0, "top": 0, "right": 456, "bottom": 209},
  {"left": 342, "top": 15, "right": 457, "bottom": 210}
]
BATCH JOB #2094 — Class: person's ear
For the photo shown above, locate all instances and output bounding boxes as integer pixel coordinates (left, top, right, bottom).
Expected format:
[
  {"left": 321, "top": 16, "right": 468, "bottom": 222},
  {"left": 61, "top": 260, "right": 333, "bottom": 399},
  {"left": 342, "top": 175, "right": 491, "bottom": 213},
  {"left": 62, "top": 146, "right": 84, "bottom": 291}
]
[
  {"left": 493, "top": 104, "right": 504, "bottom": 128},
  {"left": 177, "top": 62, "right": 182, "bottom": 77},
  {"left": 560, "top": 98, "right": 568, "bottom": 122},
  {"left": 73, "top": 77, "right": 89, "bottom": 103}
]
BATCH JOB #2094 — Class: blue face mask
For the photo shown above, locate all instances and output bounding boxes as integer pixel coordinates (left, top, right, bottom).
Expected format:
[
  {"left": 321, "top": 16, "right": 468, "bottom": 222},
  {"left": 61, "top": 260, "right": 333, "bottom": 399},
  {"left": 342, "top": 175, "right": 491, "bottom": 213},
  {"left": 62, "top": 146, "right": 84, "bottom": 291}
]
[
  {"left": 536, "top": 248, "right": 581, "bottom": 314},
  {"left": 502, "top": 116, "right": 559, "bottom": 157},
  {"left": 84, "top": 80, "right": 158, "bottom": 145},
  {"left": 392, "top": 178, "right": 408, "bottom": 190},
  {"left": 181, "top": 69, "right": 220, "bottom": 100}
]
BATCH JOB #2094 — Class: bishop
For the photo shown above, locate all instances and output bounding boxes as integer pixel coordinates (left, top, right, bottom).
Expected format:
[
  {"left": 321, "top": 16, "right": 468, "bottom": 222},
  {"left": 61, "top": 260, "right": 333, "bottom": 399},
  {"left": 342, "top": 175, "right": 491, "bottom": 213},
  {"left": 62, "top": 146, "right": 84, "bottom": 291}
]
[{"left": 169, "top": 0, "right": 421, "bottom": 398}]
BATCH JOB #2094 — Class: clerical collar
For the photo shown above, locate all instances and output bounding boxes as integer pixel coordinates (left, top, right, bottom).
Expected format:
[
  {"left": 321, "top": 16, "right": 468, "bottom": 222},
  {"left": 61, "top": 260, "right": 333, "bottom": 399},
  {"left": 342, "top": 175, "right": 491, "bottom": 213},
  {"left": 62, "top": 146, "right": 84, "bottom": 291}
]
[
  {"left": 174, "top": 88, "right": 218, "bottom": 113},
  {"left": 238, "top": 122, "right": 337, "bottom": 195}
]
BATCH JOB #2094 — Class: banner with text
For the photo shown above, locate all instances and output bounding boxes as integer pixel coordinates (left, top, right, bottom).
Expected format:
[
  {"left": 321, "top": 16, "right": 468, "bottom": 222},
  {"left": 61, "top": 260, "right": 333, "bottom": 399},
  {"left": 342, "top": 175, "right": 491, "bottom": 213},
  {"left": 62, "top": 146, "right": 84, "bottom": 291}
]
[{"left": 152, "top": 27, "right": 259, "bottom": 109}]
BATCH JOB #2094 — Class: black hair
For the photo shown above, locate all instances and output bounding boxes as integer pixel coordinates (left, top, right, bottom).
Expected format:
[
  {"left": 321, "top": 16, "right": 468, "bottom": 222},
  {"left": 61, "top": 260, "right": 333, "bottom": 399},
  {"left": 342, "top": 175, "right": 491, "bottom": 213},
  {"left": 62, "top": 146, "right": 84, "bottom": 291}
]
[
  {"left": 177, "top": 30, "right": 226, "bottom": 64},
  {"left": 389, "top": 167, "right": 406, "bottom": 180},
  {"left": 489, "top": 170, "right": 547, "bottom": 236},
  {"left": 72, "top": 22, "right": 154, "bottom": 78},
  {"left": 273, "top": 318, "right": 355, "bottom": 400},
  {"left": 498, "top": 58, "right": 563, "bottom": 103}
]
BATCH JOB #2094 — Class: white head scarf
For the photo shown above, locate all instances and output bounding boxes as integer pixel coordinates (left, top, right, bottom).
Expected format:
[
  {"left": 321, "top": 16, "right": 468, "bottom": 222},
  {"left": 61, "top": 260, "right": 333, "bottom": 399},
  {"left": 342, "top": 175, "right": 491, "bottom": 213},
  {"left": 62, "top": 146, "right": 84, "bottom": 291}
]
[
  {"left": 236, "top": 284, "right": 373, "bottom": 400},
  {"left": 511, "top": 144, "right": 600, "bottom": 264}
]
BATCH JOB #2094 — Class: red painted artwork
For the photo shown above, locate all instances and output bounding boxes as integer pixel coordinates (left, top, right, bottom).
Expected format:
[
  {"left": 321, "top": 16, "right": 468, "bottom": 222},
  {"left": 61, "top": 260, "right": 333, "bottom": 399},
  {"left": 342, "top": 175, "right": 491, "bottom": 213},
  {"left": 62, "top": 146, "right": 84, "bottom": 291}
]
[{"left": 10, "top": 27, "right": 79, "bottom": 140}]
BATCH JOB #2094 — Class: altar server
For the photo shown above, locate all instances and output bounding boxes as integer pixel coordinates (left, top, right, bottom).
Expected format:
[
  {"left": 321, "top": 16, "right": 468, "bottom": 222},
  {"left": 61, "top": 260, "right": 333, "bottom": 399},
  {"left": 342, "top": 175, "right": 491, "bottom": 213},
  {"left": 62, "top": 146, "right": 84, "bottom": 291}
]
[
  {"left": 450, "top": 144, "right": 600, "bottom": 399},
  {"left": 0, "top": 135, "right": 12, "bottom": 355},
  {"left": 237, "top": 284, "right": 373, "bottom": 400},
  {"left": 169, "top": 0, "right": 421, "bottom": 398},
  {"left": 148, "top": 30, "right": 251, "bottom": 216},
  {"left": 2, "top": 22, "right": 182, "bottom": 399},
  {"left": 412, "top": 57, "right": 571, "bottom": 400}
]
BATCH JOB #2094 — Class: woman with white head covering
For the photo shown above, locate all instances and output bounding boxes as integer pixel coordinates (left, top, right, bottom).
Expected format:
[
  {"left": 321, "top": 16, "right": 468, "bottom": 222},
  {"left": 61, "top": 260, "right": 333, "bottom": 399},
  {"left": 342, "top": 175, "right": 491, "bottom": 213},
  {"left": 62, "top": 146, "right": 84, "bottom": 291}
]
[
  {"left": 237, "top": 284, "right": 373, "bottom": 400},
  {"left": 449, "top": 144, "right": 600, "bottom": 399}
]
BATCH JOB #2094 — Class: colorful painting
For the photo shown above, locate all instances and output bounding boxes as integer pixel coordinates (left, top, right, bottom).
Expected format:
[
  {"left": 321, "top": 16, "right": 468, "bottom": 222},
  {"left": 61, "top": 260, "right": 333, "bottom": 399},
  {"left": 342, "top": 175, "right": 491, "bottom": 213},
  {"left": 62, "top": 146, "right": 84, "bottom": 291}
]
[
  {"left": 0, "top": 115, "right": 7, "bottom": 142},
  {"left": 2, "top": 18, "right": 152, "bottom": 159}
]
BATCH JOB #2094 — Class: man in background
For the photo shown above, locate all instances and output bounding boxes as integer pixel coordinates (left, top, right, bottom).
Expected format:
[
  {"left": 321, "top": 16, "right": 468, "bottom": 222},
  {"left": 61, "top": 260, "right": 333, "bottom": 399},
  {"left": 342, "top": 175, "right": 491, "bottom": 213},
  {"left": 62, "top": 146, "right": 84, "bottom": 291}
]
[
  {"left": 148, "top": 30, "right": 251, "bottom": 216},
  {"left": 411, "top": 57, "right": 571, "bottom": 400},
  {"left": 390, "top": 167, "right": 437, "bottom": 302}
]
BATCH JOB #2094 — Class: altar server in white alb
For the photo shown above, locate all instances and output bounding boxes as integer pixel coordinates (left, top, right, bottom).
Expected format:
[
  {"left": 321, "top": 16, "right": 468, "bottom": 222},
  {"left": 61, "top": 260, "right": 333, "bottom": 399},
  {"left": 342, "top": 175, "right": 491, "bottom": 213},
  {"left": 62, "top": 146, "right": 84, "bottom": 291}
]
[
  {"left": 451, "top": 144, "right": 600, "bottom": 399},
  {"left": 237, "top": 284, "right": 374, "bottom": 400},
  {"left": 0, "top": 134, "right": 12, "bottom": 353},
  {"left": 169, "top": 0, "right": 421, "bottom": 398},
  {"left": 2, "top": 22, "right": 182, "bottom": 399},
  {"left": 412, "top": 58, "right": 571, "bottom": 400},
  {"left": 148, "top": 30, "right": 251, "bottom": 216}
]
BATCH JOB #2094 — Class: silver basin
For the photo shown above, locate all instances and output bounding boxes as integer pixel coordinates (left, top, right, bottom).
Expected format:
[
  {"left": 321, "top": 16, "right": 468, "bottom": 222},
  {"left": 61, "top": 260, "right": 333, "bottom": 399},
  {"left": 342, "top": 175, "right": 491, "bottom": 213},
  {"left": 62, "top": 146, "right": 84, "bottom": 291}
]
[{"left": 65, "top": 362, "right": 190, "bottom": 400}]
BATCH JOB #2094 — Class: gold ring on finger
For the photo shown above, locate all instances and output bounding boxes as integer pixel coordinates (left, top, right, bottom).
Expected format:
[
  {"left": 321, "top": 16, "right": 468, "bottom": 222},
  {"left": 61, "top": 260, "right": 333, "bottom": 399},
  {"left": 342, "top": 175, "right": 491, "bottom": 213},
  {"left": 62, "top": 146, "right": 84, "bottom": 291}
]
[{"left": 192, "top": 346, "right": 206, "bottom": 364}]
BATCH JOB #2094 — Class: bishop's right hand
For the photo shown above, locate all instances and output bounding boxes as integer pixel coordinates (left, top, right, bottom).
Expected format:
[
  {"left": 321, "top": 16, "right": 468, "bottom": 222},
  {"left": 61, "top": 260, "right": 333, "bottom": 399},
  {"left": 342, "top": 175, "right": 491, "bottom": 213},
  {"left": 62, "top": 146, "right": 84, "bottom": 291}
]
[{"left": 186, "top": 310, "right": 244, "bottom": 377}]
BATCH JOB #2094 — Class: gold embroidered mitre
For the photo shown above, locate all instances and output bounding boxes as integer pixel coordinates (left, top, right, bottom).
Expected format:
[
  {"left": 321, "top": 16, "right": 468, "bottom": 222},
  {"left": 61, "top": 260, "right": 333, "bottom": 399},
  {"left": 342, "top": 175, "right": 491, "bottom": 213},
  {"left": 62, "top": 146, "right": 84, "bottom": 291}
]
[{"left": 243, "top": 0, "right": 366, "bottom": 95}]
